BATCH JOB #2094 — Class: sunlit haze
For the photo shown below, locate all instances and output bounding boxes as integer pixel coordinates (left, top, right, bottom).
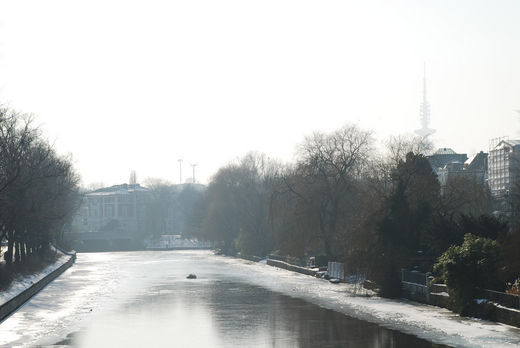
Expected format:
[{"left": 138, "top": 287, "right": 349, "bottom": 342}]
[{"left": 0, "top": 0, "right": 519, "bottom": 186}]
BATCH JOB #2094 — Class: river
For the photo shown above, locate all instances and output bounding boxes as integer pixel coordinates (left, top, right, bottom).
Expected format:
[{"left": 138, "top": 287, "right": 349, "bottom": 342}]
[{"left": 0, "top": 250, "right": 518, "bottom": 347}]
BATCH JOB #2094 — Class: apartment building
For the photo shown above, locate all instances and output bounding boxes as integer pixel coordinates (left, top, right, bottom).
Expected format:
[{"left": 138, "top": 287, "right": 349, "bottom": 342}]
[{"left": 488, "top": 139, "right": 520, "bottom": 198}]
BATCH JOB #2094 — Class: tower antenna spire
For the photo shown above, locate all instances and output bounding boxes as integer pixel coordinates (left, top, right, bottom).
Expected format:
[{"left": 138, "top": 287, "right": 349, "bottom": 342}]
[
  {"left": 423, "top": 63, "right": 427, "bottom": 105},
  {"left": 415, "top": 63, "right": 435, "bottom": 138}
]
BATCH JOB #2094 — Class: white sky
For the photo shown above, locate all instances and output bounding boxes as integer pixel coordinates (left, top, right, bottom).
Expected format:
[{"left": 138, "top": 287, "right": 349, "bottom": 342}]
[{"left": 0, "top": 0, "right": 519, "bottom": 186}]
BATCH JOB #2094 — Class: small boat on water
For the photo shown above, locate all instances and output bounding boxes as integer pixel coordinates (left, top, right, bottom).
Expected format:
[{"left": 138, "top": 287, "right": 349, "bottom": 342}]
[
  {"left": 329, "top": 278, "right": 341, "bottom": 284},
  {"left": 186, "top": 274, "right": 197, "bottom": 279}
]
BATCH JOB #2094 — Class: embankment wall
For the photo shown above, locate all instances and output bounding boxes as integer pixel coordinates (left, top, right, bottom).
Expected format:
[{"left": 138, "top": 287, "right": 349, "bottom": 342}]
[
  {"left": 0, "top": 252, "right": 76, "bottom": 322},
  {"left": 266, "top": 259, "right": 317, "bottom": 276},
  {"left": 401, "top": 279, "right": 520, "bottom": 328}
]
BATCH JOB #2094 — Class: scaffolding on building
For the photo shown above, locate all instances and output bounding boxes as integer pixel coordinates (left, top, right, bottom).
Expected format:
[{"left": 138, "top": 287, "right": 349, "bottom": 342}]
[{"left": 488, "top": 136, "right": 519, "bottom": 199}]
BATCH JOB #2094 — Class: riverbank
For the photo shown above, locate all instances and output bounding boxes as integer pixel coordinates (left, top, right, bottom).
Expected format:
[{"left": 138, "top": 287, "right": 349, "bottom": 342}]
[
  {"left": 257, "top": 254, "right": 520, "bottom": 329},
  {"left": 0, "top": 250, "right": 75, "bottom": 322},
  {"left": 218, "top": 253, "right": 520, "bottom": 347}
]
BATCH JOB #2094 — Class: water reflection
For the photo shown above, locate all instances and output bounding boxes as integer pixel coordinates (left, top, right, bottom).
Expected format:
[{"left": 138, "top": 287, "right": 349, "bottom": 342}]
[
  {"left": 206, "top": 281, "right": 447, "bottom": 348},
  {"left": 70, "top": 278, "right": 448, "bottom": 348}
]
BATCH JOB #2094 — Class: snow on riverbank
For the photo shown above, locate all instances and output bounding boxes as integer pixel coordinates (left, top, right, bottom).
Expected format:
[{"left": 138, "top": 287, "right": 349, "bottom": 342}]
[
  {"left": 0, "top": 252, "right": 70, "bottom": 307},
  {"left": 217, "top": 254, "right": 520, "bottom": 348}
]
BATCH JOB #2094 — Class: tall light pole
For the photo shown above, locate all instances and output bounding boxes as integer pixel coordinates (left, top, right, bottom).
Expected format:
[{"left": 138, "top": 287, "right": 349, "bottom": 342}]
[
  {"left": 178, "top": 159, "right": 183, "bottom": 184},
  {"left": 190, "top": 163, "right": 198, "bottom": 184}
]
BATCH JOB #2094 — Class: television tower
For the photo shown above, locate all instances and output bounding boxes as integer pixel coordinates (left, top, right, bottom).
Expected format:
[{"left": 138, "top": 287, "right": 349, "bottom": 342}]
[{"left": 415, "top": 64, "right": 436, "bottom": 138}]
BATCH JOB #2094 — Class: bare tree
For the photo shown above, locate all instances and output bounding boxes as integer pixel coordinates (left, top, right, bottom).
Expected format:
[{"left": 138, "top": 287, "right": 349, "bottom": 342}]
[
  {"left": 142, "top": 178, "right": 174, "bottom": 237},
  {"left": 0, "top": 107, "right": 80, "bottom": 266},
  {"left": 440, "top": 175, "right": 492, "bottom": 217},
  {"left": 385, "top": 134, "right": 433, "bottom": 165},
  {"left": 278, "top": 124, "right": 373, "bottom": 258},
  {"left": 199, "top": 152, "right": 279, "bottom": 256}
]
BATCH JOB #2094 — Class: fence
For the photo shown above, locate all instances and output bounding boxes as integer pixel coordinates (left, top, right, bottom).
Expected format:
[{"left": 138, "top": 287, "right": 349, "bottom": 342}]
[
  {"left": 401, "top": 270, "right": 427, "bottom": 286},
  {"left": 479, "top": 288, "right": 520, "bottom": 310},
  {"left": 399, "top": 269, "right": 520, "bottom": 327},
  {"left": 328, "top": 262, "right": 344, "bottom": 280},
  {"left": 401, "top": 270, "right": 429, "bottom": 303}
]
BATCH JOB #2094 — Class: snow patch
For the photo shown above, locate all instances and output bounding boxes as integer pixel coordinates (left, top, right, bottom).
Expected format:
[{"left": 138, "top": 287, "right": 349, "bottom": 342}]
[{"left": 0, "top": 252, "right": 70, "bottom": 306}]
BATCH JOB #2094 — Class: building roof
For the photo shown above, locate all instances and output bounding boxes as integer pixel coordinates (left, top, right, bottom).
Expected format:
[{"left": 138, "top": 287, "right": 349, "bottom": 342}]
[
  {"left": 494, "top": 139, "right": 520, "bottom": 149},
  {"left": 465, "top": 151, "right": 488, "bottom": 171},
  {"left": 428, "top": 148, "right": 468, "bottom": 169},
  {"left": 87, "top": 183, "right": 149, "bottom": 196},
  {"left": 434, "top": 148, "right": 457, "bottom": 155}
]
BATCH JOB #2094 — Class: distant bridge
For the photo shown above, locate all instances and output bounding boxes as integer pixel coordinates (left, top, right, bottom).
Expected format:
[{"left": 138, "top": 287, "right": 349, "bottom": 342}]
[{"left": 65, "top": 231, "right": 142, "bottom": 252}]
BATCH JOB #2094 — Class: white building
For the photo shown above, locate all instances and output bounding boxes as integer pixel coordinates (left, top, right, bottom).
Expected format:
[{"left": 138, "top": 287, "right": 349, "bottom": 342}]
[
  {"left": 75, "top": 184, "right": 150, "bottom": 234},
  {"left": 488, "top": 139, "right": 520, "bottom": 198}
]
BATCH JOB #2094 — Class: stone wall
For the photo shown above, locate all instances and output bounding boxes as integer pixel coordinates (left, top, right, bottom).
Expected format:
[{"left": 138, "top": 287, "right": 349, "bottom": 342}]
[
  {"left": 238, "top": 254, "right": 262, "bottom": 262},
  {"left": 495, "top": 306, "right": 520, "bottom": 327}
]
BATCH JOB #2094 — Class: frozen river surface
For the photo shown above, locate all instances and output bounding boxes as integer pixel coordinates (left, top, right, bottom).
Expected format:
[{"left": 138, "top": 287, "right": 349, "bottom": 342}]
[{"left": 0, "top": 251, "right": 519, "bottom": 347}]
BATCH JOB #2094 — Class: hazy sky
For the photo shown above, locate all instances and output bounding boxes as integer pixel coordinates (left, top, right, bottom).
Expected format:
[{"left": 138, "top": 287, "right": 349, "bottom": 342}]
[{"left": 0, "top": 0, "right": 519, "bottom": 186}]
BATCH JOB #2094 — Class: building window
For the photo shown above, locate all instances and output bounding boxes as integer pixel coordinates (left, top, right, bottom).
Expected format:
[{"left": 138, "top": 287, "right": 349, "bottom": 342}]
[{"left": 104, "top": 205, "right": 114, "bottom": 217}]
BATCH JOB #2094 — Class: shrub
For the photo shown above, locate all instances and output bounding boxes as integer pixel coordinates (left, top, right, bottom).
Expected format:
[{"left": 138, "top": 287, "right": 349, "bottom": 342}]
[{"left": 433, "top": 234, "right": 500, "bottom": 315}]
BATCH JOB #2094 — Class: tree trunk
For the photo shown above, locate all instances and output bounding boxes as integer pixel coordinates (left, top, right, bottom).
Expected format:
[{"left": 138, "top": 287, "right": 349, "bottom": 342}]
[
  {"left": 14, "top": 241, "right": 21, "bottom": 263},
  {"left": 6, "top": 230, "right": 14, "bottom": 265},
  {"left": 20, "top": 241, "right": 26, "bottom": 262},
  {"left": 318, "top": 212, "right": 333, "bottom": 258}
]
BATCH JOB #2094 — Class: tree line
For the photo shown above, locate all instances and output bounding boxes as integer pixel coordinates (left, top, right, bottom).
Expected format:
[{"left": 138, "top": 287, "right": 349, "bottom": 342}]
[
  {"left": 186, "top": 123, "right": 520, "bottom": 311},
  {"left": 142, "top": 179, "right": 204, "bottom": 238},
  {"left": 0, "top": 107, "right": 80, "bottom": 284}
]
